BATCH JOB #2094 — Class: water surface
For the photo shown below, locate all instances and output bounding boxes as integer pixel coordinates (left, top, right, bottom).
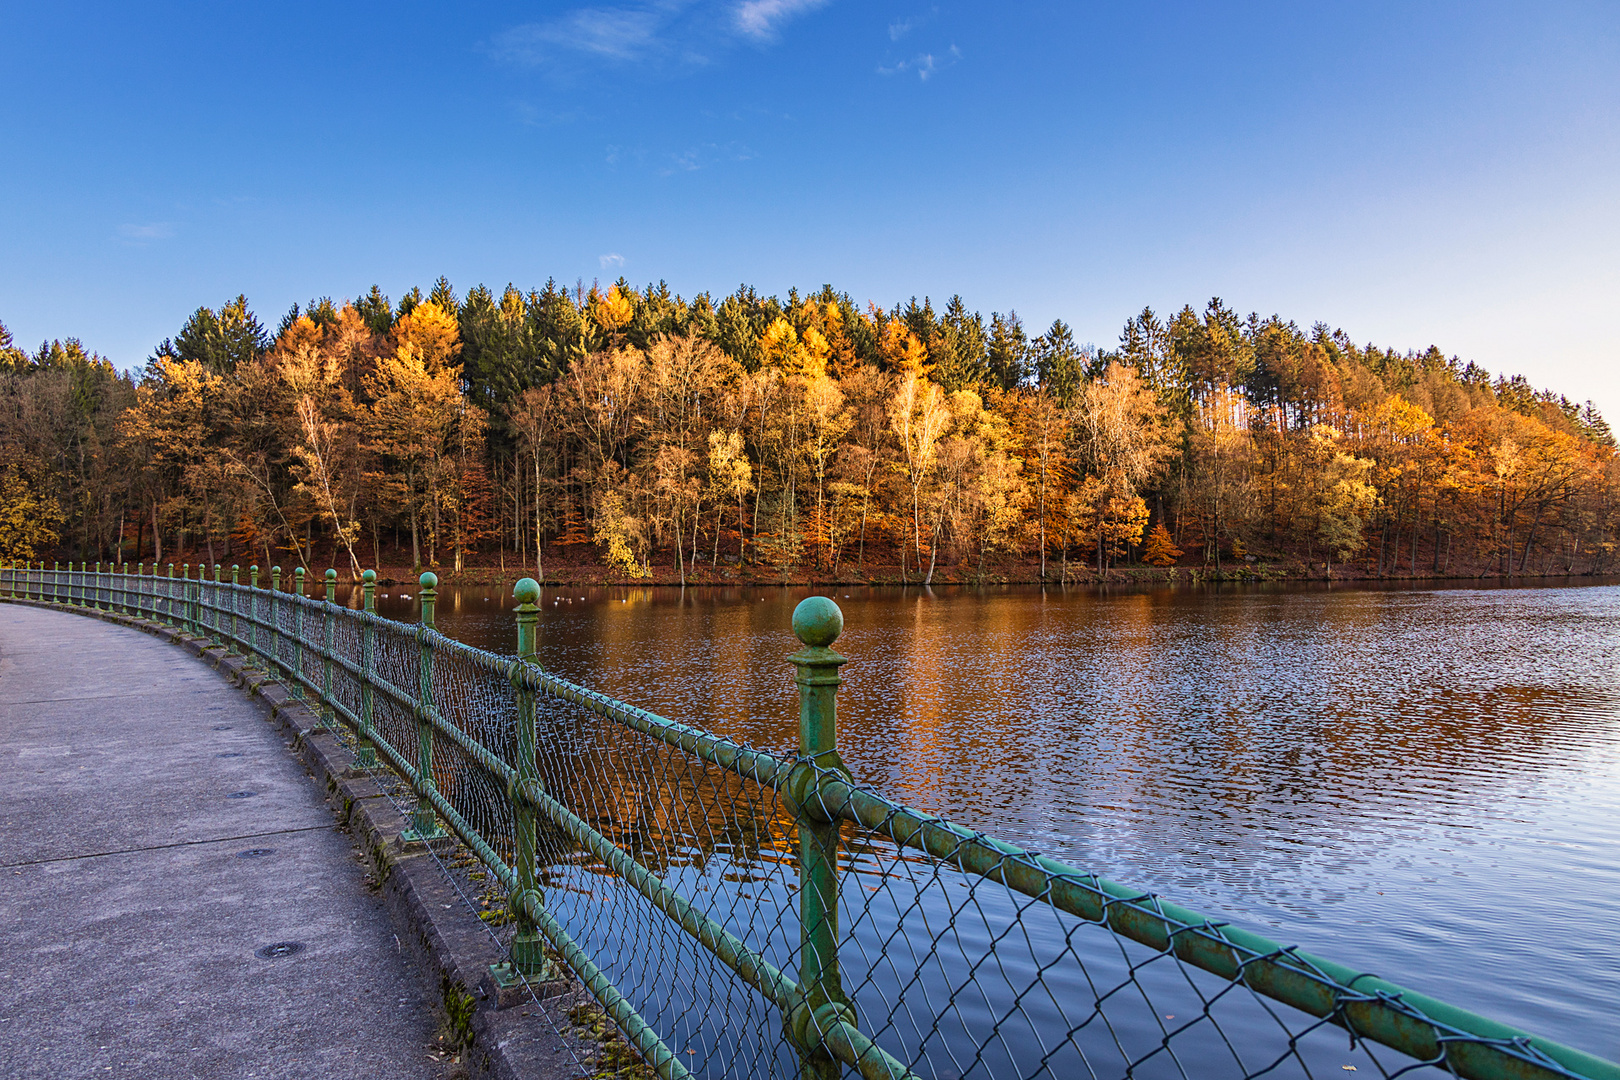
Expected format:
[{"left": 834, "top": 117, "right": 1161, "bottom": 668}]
[{"left": 369, "top": 579, "right": 1620, "bottom": 1064}]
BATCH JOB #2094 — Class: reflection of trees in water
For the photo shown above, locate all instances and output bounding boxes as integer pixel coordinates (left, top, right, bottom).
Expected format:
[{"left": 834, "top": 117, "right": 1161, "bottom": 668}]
[{"left": 532, "top": 696, "right": 795, "bottom": 882}]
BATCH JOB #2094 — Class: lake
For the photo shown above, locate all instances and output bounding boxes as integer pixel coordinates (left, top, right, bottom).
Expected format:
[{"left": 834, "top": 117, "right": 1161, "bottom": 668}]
[{"left": 364, "top": 578, "right": 1620, "bottom": 1070}]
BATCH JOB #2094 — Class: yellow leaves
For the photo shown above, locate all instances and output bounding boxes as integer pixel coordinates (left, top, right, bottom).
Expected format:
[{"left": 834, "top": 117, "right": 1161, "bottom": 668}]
[
  {"left": 761, "top": 317, "right": 796, "bottom": 361},
  {"left": 760, "top": 317, "right": 828, "bottom": 380},
  {"left": 1372, "top": 395, "right": 1436, "bottom": 441},
  {"left": 364, "top": 343, "right": 467, "bottom": 462},
  {"left": 592, "top": 489, "right": 648, "bottom": 578},
  {"left": 707, "top": 429, "right": 753, "bottom": 501},
  {"left": 880, "top": 320, "right": 930, "bottom": 375},
  {"left": 1143, "top": 522, "right": 1183, "bottom": 566},
  {"left": 0, "top": 453, "right": 62, "bottom": 561},
  {"left": 274, "top": 314, "right": 323, "bottom": 356},
  {"left": 391, "top": 300, "right": 461, "bottom": 374},
  {"left": 594, "top": 286, "right": 634, "bottom": 333},
  {"left": 121, "top": 358, "right": 221, "bottom": 469},
  {"left": 1070, "top": 473, "right": 1150, "bottom": 555}
]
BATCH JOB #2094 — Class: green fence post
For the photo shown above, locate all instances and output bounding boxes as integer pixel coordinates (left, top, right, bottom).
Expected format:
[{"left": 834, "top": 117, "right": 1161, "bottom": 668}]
[
  {"left": 208, "top": 564, "right": 219, "bottom": 637},
  {"left": 786, "top": 596, "right": 852, "bottom": 1080},
  {"left": 402, "top": 571, "right": 447, "bottom": 844},
  {"left": 248, "top": 566, "right": 259, "bottom": 658},
  {"left": 270, "top": 566, "right": 282, "bottom": 679},
  {"left": 492, "top": 578, "right": 558, "bottom": 987},
  {"left": 227, "top": 566, "right": 240, "bottom": 653},
  {"left": 320, "top": 569, "right": 337, "bottom": 730},
  {"left": 291, "top": 567, "right": 305, "bottom": 699},
  {"left": 93, "top": 561, "right": 101, "bottom": 610},
  {"left": 181, "top": 563, "right": 193, "bottom": 632},
  {"left": 355, "top": 569, "right": 379, "bottom": 769},
  {"left": 163, "top": 563, "right": 173, "bottom": 625}
]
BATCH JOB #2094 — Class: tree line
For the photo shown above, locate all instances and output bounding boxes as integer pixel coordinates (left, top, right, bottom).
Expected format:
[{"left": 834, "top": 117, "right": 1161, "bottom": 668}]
[{"left": 1, "top": 278, "right": 1615, "bottom": 582}]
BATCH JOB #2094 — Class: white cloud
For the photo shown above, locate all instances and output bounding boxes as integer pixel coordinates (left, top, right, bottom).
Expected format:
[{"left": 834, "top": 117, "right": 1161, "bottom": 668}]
[
  {"left": 878, "top": 44, "right": 960, "bottom": 81},
  {"left": 492, "top": 1, "right": 830, "bottom": 70},
  {"left": 599, "top": 252, "right": 626, "bottom": 269},
  {"left": 494, "top": 7, "right": 664, "bottom": 64},
  {"left": 887, "top": 7, "right": 935, "bottom": 41},
  {"left": 655, "top": 141, "right": 756, "bottom": 175},
  {"left": 117, "top": 223, "right": 174, "bottom": 241},
  {"left": 734, "top": 0, "right": 828, "bottom": 41}
]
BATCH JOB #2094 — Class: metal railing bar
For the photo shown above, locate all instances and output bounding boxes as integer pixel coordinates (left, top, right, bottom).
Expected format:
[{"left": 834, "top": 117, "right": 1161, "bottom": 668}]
[{"left": 817, "top": 771, "right": 1617, "bottom": 1080}]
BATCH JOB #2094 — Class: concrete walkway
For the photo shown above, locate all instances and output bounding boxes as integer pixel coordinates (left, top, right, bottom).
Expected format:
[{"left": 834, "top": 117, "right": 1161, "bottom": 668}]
[{"left": 0, "top": 604, "right": 456, "bottom": 1079}]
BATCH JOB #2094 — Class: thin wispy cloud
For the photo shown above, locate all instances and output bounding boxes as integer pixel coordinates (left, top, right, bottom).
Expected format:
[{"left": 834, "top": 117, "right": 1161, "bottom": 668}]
[
  {"left": 734, "top": 0, "right": 829, "bottom": 41},
  {"left": 878, "top": 44, "right": 960, "bottom": 81},
  {"left": 494, "top": 6, "right": 664, "bottom": 64},
  {"left": 492, "top": 1, "right": 831, "bottom": 71},
  {"left": 657, "top": 141, "right": 756, "bottom": 175},
  {"left": 599, "top": 252, "right": 626, "bottom": 269},
  {"left": 117, "top": 223, "right": 174, "bottom": 241},
  {"left": 887, "top": 8, "right": 934, "bottom": 41}
]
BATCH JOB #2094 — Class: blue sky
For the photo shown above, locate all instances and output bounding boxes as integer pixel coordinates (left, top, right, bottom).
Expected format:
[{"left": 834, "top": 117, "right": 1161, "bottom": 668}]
[{"left": 2, "top": 1, "right": 1616, "bottom": 415}]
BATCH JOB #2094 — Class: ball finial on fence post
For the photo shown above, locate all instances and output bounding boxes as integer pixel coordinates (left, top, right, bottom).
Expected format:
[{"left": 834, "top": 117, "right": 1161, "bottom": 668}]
[
  {"left": 513, "top": 577, "right": 540, "bottom": 661},
  {"left": 787, "top": 595, "right": 851, "bottom": 1079},
  {"left": 792, "top": 595, "right": 844, "bottom": 649},
  {"left": 419, "top": 571, "right": 438, "bottom": 630},
  {"left": 403, "top": 570, "right": 446, "bottom": 844},
  {"left": 355, "top": 569, "right": 380, "bottom": 768},
  {"left": 492, "top": 573, "right": 557, "bottom": 988},
  {"left": 226, "top": 565, "right": 241, "bottom": 655},
  {"left": 318, "top": 569, "right": 338, "bottom": 731}
]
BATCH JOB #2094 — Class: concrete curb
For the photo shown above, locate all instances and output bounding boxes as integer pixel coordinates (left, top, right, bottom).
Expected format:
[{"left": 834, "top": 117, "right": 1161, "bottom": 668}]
[{"left": 4, "top": 599, "right": 589, "bottom": 1080}]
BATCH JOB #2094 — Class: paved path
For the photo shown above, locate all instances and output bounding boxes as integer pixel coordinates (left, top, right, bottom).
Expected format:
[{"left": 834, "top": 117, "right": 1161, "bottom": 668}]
[{"left": 0, "top": 604, "right": 455, "bottom": 1080}]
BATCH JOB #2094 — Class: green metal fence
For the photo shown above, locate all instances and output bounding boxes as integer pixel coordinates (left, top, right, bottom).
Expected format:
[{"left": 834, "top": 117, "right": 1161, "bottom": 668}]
[{"left": 3, "top": 560, "right": 1616, "bottom": 1080}]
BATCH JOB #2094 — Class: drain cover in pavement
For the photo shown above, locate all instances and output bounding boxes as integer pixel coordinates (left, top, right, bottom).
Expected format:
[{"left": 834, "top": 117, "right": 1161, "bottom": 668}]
[
  {"left": 255, "top": 941, "right": 305, "bottom": 959},
  {"left": 236, "top": 849, "right": 275, "bottom": 858},
  {"left": 211, "top": 724, "right": 232, "bottom": 731},
  {"left": 216, "top": 752, "right": 245, "bottom": 758},
  {"left": 226, "top": 791, "right": 257, "bottom": 799}
]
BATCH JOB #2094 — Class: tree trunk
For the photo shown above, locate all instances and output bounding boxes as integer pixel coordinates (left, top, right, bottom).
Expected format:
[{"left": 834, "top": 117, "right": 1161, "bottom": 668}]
[{"left": 410, "top": 501, "right": 420, "bottom": 569}]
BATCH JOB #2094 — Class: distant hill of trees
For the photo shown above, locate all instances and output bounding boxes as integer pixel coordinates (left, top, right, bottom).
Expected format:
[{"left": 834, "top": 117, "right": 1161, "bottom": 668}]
[{"left": 1, "top": 278, "right": 1614, "bottom": 583}]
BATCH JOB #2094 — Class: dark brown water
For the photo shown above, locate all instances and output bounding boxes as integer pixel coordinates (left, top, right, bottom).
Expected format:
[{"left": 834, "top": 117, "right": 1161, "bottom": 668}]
[{"left": 366, "top": 579, "right": 1620, "bottom": 1064}]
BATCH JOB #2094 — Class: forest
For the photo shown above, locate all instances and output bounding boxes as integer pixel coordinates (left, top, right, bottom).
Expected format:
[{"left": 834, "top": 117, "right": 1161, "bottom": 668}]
[{"left": 1, "top": 278, "right": 1615, "bottom": 584}]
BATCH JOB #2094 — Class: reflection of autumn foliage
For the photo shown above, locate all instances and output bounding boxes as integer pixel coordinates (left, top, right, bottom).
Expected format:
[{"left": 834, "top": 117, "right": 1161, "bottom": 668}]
[{"left": 2, "top": 290, "right": 1614, "bottom": 578}]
